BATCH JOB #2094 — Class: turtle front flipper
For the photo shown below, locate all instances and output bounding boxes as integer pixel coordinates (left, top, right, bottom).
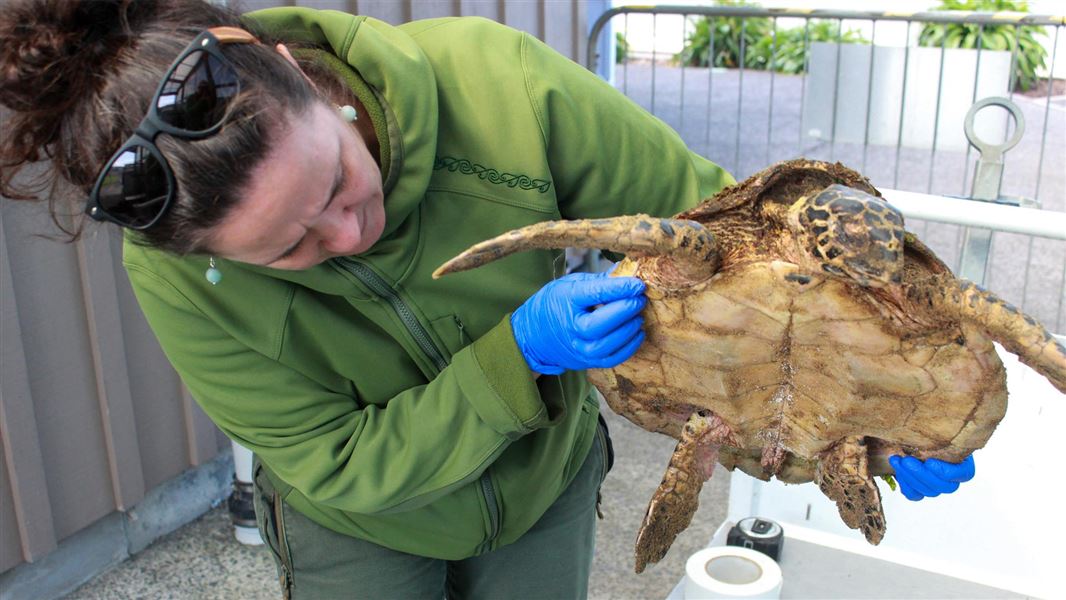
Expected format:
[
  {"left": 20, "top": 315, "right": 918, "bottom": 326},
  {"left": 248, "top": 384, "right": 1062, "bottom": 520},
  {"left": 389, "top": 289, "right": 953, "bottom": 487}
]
[
  {"left": 917, "top": 278, "right": 1066, "bottom": 393},
  {"left": 432, "top": 215, "right": 719, "bottom": 285},
  {"left": 634, "top": 412, "right": 735, "bottom": 573},
  {"left": 815, "top": 436, "right": 886, "bottom": 544}
]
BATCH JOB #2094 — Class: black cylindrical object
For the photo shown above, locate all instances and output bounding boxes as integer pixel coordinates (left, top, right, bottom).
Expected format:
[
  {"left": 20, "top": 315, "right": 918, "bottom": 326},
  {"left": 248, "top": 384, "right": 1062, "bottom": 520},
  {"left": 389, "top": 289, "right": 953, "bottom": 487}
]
[{"left": 726, "top": 517, "right": 784, "bottom": 560}]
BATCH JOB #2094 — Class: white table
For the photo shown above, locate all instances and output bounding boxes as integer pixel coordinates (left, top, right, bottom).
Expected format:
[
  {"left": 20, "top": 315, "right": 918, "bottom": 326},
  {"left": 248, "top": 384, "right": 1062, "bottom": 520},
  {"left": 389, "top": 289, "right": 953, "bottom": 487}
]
[{"left": 667, "top": 520, "right": 1024, "bottom": 599}]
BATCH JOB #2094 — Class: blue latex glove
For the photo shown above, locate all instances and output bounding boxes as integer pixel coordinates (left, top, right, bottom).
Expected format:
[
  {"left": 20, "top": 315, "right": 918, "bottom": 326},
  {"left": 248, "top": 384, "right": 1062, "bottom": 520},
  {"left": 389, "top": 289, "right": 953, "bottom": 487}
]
[
  {"left": 889, "top": 455, "right": 976, "bottom": 501},
  {"left": 511, "top": 271, "right": 647, "bottom": 375}
]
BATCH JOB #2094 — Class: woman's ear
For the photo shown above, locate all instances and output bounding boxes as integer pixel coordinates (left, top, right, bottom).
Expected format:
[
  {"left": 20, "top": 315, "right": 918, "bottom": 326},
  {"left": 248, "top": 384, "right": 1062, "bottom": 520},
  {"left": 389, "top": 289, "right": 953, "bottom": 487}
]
[
  {"left": 275, "top": 43, "right": 319, "bottom": 91},
  {"left": 275, "top": 43, "right": 300, "bottom": 68}
]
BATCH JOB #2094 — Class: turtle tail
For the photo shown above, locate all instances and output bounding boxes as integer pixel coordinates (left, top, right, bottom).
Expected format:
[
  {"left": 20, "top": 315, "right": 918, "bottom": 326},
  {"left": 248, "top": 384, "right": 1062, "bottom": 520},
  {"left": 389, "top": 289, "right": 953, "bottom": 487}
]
[
  {"left": 919, "top": 278, "right": 1066, "bottom": 394},
  {"left": 433, "top": 215, "right": 719, "bottom": 280}
]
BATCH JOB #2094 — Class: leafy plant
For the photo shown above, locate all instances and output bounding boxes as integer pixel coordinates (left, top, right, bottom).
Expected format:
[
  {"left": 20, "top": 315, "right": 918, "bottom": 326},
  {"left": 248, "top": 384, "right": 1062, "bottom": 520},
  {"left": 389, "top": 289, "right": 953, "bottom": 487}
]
[
  {"left": 752, "top": 20, "right": 868, "bottom": 74},
  {"left": 679, "top": 12, "right": 868, "bottom": 75},
  {"left": 677, "top": 1, "right": 771, "bottom": 69},
  {"left": 918, "top": 0, "right": 1048, "bottom": 91},
  {"left": 615, "top": 32, "right": 629, "bottom": 64}
]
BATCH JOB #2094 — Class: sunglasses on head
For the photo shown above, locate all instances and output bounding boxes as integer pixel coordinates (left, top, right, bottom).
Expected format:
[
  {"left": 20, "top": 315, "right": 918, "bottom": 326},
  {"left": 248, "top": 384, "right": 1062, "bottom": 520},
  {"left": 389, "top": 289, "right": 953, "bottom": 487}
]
[{"left": 85, "top": 27, "right": 259, "bottom": 230}]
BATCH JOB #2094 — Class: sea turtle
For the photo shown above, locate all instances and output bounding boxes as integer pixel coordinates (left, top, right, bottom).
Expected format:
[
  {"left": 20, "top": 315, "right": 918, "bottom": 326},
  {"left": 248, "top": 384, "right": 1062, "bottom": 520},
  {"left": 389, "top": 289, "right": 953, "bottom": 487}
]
[{"left": 433, "top": 159, "right": 1066, "bottom": 573}]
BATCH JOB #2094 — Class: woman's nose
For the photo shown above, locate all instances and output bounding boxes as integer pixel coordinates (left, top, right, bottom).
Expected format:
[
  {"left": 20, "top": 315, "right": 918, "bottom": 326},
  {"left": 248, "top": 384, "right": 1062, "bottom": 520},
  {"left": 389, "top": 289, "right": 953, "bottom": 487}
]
[{"left": 317, "top": 210, "right": 358, "bottom": 254}]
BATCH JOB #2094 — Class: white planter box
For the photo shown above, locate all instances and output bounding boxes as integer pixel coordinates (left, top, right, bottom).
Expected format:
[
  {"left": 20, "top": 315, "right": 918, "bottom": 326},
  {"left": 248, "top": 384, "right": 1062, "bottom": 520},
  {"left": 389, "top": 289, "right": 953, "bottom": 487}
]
[{"left": 803, "top": 43, "right": 1014, "bottom": 152}]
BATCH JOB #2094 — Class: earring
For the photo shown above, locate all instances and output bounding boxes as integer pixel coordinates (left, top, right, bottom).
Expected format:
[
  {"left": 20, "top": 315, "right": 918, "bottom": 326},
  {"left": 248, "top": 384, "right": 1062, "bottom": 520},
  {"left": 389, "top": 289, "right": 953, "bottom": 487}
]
[
  {"left": 338, "top": 104, "right": 357, "bottom": 122},
  {"left": 205, "top": 257, "right": 222, "bottom": 285}
]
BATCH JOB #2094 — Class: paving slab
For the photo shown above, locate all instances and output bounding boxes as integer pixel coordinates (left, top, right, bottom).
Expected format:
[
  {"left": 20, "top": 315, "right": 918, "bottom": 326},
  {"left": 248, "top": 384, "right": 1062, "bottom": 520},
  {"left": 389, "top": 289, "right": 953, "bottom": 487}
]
[{"left": 64, "top": 409, "right": 730, "bottom": 599}]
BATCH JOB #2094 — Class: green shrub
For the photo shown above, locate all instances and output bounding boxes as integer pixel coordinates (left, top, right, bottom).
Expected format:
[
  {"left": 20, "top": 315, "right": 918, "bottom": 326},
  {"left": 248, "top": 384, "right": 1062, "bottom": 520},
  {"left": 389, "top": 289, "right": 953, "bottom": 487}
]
[
  {"left": 677, "top": 1, "right": 771, "bottom": 69},
  {"left": 615, "top": 32, "right": 629, "bottom": 64},
  {"left": 679, "top": 13, "right": 868, "bottom": 74},
  {"left": 918, "top": 0, "right": 1048, "bottom": 91},
  {"left": 753, "top": 20, "right": 868, "bottom": 74}
]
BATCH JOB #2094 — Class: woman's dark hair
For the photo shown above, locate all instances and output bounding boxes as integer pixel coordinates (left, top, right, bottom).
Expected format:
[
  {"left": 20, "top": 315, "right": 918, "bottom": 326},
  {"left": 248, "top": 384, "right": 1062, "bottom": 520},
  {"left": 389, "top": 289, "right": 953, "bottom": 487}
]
[{"left": 0, "top": 0, "right": 354, "bottom": 254}]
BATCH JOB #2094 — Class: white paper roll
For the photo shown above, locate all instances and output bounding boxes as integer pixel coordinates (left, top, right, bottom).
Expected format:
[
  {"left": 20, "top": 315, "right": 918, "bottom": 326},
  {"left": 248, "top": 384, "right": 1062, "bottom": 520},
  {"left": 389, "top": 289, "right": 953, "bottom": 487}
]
[{"left": 683, "top": 546, "right": 783, "bottom": 599}]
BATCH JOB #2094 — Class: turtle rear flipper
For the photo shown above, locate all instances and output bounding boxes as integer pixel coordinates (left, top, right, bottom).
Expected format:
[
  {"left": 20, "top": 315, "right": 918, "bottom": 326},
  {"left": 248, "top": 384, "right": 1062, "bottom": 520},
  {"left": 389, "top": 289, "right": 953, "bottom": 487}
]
[
  {"left": 634, "top": 412, "right": 735, "bottom": 573},
  {"left": 433, "top": 215, "right": 719, "bottom": 285},
  {"left": 816, "top": 436, "right": 886, "bottom": 544},
  {"left": 917, "top": 278, "right": 1066, "bottom": 393}
]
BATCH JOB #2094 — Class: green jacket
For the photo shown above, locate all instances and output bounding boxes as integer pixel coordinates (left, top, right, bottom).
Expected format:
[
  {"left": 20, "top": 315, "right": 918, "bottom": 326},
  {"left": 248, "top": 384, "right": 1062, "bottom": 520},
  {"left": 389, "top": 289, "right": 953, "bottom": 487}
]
[{"left": 124, "top": 8, "right": 733, "bottom": 559}]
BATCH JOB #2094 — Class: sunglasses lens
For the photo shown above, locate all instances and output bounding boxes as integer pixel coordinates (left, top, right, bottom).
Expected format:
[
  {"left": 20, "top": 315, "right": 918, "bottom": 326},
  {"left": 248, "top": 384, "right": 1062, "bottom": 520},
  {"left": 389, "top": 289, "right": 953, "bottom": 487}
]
[
  {"left": 156, "top": 49, "right": 240, "bottom": 132},
  {"left": 97, "top": 146, "right": 170, "bottom": 228}
]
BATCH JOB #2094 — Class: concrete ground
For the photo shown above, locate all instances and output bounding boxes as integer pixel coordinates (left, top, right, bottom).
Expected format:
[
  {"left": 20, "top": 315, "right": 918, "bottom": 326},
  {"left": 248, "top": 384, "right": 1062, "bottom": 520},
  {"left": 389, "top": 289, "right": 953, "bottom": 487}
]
[{"left": 63, "top": 409, "right": 730, "bottom": 599}]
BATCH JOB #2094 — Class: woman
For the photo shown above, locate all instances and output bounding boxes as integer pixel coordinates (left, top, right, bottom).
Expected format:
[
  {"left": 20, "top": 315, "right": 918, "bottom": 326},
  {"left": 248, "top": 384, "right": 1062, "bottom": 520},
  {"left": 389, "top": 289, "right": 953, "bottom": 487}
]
[{"left": 0, "top": 1, "right": 974, "bottom": 597}]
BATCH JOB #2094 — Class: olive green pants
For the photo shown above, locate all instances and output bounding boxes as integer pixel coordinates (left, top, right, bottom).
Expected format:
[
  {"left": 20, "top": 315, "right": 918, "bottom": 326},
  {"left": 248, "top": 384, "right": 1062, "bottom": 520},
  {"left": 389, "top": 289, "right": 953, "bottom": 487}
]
[{"left": 253, "top": 417, "right": 614, "bottom": 599}]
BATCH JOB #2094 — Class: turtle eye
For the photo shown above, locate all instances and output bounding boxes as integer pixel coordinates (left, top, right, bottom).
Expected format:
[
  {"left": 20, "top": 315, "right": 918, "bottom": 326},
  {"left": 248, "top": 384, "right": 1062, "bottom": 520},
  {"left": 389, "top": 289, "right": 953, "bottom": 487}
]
[{"left": 800, "top": 184, "right": 905, "bottom": 288}]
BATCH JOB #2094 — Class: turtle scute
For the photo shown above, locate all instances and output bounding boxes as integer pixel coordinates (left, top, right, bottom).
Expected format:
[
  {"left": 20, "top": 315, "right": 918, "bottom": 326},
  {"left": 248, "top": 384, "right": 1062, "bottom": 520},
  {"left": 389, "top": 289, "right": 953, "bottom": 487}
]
[{"left": 435, "top": 159, "right": 1066, "bottom": 573}]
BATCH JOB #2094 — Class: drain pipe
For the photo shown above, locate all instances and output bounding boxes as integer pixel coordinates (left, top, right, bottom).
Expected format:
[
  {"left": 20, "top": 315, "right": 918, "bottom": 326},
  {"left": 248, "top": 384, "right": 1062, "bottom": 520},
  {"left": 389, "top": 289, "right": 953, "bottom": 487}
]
[{"left": 229, "top": 440, "right": 263, "bottom": 545}]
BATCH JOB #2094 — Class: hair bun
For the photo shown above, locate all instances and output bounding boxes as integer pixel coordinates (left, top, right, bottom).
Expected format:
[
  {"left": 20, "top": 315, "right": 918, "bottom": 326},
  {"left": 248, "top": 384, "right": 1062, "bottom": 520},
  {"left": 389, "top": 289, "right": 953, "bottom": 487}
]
[{"left": 0, "top": 0, "right": 158, "bottom": 113}]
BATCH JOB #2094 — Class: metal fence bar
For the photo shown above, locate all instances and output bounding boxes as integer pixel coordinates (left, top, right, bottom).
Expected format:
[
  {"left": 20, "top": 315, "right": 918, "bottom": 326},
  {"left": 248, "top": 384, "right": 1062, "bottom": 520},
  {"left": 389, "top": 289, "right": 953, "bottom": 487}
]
[
  {"left": 998, "top": 23, "right": 1024, "bottom": 195},
  {"left": 982, "top": 230, "right": 997, "bottom": 286},
  {"left": 1034, "top": 24, "right": 1060, "bottom": 201},
  {"left": 651, "top": 13, "right": 657, "bottom": 115},
  {"left": 623, "top": 12, "right": 629, "bottom": 96},
  {"left": 960, "top": 24, "right": 986, "bottom": 197},
  {"left": 828, "top": 19, "right": 845, "bottom": 163},
  {"left": 954, "top": 22, "right": 986, "bottom": 266},
  {"left": 926, "top": 30, "right": 949, "bottom": 194},
  {"left": 1022, "top": 15, "right": 1061, "bottom": 318},
  {"left": 704, "top": 17, "right": 715, "bottom": 146},
  {"left": 883, "top": 189, "right": 1066, "bottom": 240},
  {"left": 680, "top": 14, "right": 687, "bottom": 137},
  {"left": 765, "top": 17, "right": 778, "bottom": 167},
  {"left": 893, "top": 20, "right": 913, "bottom": 189},
  {"left": 861, "top": 20, "right": 878, "bottom": 173},
  {"left": 798, "top": 19, "right": 810, "bottom": 156},
  {"left": 1021, "top": 234, "right": 1035, "bottom": 313},
  {"left": 1058, "top": 259, "right": 1066, "bottom": 332},
  {"left": 919, "top": 24, "right": 950, "bottom": 241},
  {"left": 1008, "top": 23, "right": 1021, "bottom": 99},
  {"left": 734, "top": 18, "right": 746, "bottom": 174}
]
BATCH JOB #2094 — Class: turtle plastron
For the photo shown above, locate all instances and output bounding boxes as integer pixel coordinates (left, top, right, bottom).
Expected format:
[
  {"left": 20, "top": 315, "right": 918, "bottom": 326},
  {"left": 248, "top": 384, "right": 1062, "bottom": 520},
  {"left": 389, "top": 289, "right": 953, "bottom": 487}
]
[{"left": 633, "top": 411, "right": 736, "bottom": 573}]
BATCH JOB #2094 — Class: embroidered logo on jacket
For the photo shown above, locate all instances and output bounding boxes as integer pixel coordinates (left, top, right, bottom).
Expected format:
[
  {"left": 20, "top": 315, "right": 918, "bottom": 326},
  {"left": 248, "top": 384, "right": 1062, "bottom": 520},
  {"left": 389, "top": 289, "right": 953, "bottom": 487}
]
[{"left": 434, "top": 156, "right": 551, "bottom": 194}]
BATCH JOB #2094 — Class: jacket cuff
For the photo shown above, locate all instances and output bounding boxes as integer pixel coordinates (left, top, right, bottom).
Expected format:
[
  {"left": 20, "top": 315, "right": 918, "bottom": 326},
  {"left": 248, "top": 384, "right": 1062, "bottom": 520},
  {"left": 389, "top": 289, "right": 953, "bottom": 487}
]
[{"left": 455, "top": 315, "right": 556, "bottom": 438}]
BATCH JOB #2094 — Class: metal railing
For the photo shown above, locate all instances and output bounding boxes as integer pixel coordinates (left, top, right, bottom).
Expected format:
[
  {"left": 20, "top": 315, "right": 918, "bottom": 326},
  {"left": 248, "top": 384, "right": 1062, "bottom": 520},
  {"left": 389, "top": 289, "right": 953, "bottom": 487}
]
[{"left": 587, "top": 5, "right": 1065, "bottom": 333}]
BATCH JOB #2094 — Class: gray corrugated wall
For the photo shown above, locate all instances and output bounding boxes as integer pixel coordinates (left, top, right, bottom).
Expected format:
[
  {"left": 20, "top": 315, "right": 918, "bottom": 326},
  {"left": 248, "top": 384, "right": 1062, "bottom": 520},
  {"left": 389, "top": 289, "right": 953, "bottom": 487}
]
[{"left": 0, "top": 0, "right": 589, "bottom": 575}]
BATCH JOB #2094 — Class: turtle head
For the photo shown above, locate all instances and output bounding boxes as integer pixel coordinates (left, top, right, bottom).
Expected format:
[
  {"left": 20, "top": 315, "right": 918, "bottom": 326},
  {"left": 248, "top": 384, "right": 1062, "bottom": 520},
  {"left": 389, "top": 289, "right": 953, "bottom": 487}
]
[{"left": 787, "top": 184, "right": 905, "bottom": 288}]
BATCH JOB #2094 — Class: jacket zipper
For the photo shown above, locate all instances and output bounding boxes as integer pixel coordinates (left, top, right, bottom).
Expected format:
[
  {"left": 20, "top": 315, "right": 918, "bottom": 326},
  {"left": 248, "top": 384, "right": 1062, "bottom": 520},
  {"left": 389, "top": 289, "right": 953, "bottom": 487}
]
[
  {"left": 272, "top": 491, "right": 294, "bottom": 596},
  {"left": 333, "top": 257, "right": 501, "bottom": 550},
  {"left": 334, "top": 257, "right": 448, "bottom": 372},
  {"left": 478, "top": 472, "right": 501, "bottom": 554},
  {"left": 597, "top": 422, "right": 610, "bottom": 483},
  {"left": 595, "top": 417, "right": 610, "bottom": 519},
  {"left": 454, "top": 315, "right": 468, "bottom": 345}
]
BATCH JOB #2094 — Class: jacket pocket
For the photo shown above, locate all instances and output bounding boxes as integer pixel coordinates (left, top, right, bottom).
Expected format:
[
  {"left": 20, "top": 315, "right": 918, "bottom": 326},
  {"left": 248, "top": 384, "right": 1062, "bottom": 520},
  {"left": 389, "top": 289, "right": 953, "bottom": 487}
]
[
  {"left": 595, "top": 413, "right": 615, "bottom": 485},
  {"left": 428, "top": 313, "right": 470, "bottom": 357},
  {"left": 253, "top": 463, "right": 294, "bottom": 599}
]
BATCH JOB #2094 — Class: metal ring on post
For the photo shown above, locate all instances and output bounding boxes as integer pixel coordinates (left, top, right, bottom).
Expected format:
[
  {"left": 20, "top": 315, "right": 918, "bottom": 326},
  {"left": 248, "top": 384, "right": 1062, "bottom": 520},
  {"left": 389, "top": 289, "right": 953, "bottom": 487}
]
[{"left": 964, "top": 96, "right": 1025, "bottom": 155}]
